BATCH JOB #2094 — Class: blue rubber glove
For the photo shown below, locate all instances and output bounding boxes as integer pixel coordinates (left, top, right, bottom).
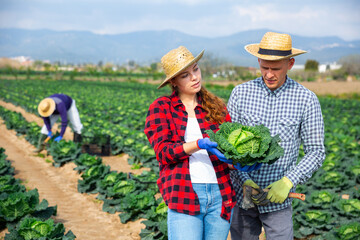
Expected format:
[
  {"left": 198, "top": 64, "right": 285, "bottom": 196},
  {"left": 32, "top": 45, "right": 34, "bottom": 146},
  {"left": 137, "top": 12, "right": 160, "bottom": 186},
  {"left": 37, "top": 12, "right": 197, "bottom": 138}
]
[
  {"left": 54, "top": 136, "right": 63, "bottom": 142},
  {"left": 47, "top": 131, "right": 53, "bottom": 138},
  {"left": 197, "top": 138, "right": 217, "bottom": 150},
  {"left": 197, "top": 138, "right": 232, "bottom": 163},
  {"left": 208, "top": 148, "right": 233, "bottom": 164},
  {"left": 233, "top": 162, "right": 262, "bottom": 172}
]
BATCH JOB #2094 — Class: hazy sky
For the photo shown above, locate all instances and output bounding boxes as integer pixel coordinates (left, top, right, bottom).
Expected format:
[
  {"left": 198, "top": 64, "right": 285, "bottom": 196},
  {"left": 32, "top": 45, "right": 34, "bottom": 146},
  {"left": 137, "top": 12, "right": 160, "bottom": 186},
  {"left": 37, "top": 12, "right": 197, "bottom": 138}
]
[{"left": 1, "top": 0, "right": 360, "bottom": 41}]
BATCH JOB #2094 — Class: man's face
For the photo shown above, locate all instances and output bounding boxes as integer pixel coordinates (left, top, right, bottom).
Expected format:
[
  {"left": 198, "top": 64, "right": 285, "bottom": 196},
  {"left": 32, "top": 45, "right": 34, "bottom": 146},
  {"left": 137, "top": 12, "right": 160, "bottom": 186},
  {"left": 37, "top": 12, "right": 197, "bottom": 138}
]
[{"left": 258, "top": 58, "right": 295, "bottom": 91}]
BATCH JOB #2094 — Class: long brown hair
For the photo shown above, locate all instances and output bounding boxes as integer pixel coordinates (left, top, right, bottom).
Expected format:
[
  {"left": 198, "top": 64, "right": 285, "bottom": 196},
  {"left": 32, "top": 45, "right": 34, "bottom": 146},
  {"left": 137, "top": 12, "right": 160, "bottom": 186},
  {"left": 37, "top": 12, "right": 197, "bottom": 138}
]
[{"left": 171, "top": 85, "right": 227, "bottom": 124}]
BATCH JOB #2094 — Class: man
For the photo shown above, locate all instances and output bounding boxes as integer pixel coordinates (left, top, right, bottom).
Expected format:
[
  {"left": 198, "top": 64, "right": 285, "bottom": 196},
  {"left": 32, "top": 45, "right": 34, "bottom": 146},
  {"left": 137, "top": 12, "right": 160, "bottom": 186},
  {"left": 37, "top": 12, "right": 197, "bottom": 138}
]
[
  {"left": 34, "top": 93, "right": 83, "bottom": 152},
  {"left": 227, "top": 32, "right": 325, "bottom": 240}
]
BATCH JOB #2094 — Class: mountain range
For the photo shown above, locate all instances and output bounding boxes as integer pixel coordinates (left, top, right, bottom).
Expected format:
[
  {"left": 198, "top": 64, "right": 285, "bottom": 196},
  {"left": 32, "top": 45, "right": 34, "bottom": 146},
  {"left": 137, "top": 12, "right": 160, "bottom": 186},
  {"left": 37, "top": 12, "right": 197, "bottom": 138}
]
[{"left": 1, "top": 28, "right": 359, "bottom": 67}]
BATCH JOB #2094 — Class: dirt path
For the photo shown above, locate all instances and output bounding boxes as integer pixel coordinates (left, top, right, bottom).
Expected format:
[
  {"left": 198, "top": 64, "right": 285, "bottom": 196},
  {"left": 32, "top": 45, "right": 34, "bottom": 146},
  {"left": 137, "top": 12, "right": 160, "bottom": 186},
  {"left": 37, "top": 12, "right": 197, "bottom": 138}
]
[{"left": 0, "top": 121, "right": 144, "bottom": 240}]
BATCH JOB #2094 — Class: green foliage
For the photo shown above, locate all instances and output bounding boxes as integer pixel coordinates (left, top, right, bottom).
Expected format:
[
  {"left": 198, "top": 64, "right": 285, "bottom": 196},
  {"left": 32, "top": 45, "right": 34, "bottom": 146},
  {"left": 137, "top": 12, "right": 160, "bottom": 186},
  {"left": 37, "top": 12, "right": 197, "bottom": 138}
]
[
  {"left": 336, "top": 221, "right": 360, "bottom": 240},
  {"left": 305, "top": 59, "right": 319, "bottom": 71},
  {"left": 335, "top": 199, "right": 360, "bottom": 217},
  {"left": 77, "top": 164, "right": 111, "bottom": 194},
  {"left": 206, "top": 122, "right": 284, "bottom": 165},
  {"left": 73, "top": 153, "right": 103, "bottom": 173},
  {"left": 5, "top": 217, "right": 76, "bottom": 240},
  {"left": 47, "top": 141, "right": 82, "bottom": 167},
  {"left": 0, "top": 175, "right": 26, "bottom": 195},
  {"left": 308, "top": 190, "right": 338, "bottom": 209},
  {"left": 140, "top": 201, "right": 168, "bottom": 240},
  {"left": 0, "top": 189, "right": 56, "bottom": 223},
  {"left": 2, "top": 78, "right": 360, "bottom": 240}
]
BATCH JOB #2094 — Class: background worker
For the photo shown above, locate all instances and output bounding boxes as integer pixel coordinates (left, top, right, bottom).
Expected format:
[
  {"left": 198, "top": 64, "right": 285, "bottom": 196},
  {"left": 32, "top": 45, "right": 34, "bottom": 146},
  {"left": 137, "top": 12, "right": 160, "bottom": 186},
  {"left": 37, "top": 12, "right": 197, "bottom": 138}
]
[
  {"left": 34, "top": 93, "right": 83, "bottom": 152},
  {"left": 227, "top": 32, "right": 326, "bottom": 240}
]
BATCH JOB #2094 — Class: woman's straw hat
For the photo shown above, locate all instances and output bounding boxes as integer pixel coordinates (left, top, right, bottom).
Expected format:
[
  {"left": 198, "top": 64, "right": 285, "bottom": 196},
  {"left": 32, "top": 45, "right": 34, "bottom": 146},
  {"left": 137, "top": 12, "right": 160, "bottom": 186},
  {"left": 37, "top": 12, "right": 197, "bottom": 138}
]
[
  {"left": 245, "top": 32, "right": 307, "bottom": 61},
  {"left": 158, "top": 46, "right": 204, "bottom": 89},
  {"left": 38, "top": 98, "right": 56, "bottom": 117}
]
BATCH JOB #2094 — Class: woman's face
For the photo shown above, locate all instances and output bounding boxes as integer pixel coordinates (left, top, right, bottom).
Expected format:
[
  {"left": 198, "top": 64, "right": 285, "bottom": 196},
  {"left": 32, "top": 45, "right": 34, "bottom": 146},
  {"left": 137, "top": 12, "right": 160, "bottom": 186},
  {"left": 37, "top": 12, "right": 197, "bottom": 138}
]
[{"left": 172, "top": 62, "right": 202, "bottom": 96}]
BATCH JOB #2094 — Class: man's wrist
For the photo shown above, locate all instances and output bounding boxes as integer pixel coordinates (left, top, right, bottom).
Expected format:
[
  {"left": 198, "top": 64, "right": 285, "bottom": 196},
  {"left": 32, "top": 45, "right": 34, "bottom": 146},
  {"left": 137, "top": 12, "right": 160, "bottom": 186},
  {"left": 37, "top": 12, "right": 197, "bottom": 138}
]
[{"left": 283, "top": 176, "right": 293, "bottom": 188}]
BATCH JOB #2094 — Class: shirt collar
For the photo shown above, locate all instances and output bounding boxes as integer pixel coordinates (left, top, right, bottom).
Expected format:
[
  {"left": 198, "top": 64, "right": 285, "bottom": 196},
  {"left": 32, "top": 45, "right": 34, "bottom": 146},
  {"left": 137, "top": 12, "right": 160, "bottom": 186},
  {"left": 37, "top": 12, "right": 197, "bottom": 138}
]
[
  {"left": 170, "top": 91, "right": 203, "bottom": 109},
  {"left": 260, "top": 75, "right": 290, "bottom": 97}
]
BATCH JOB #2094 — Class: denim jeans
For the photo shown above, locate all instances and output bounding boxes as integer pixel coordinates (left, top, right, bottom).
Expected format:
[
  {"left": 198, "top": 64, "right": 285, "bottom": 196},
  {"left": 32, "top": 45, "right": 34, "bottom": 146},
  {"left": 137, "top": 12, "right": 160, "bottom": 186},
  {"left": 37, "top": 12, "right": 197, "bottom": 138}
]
[{"left": 167, "top": 183, "right": 231, "bottom": 240}]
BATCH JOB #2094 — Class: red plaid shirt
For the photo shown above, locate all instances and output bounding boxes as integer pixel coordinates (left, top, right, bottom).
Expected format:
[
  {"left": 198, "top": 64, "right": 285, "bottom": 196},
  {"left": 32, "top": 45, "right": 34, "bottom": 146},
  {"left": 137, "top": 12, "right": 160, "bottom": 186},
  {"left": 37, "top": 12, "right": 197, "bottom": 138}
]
[{"left": 144, "top": 91, "right": 236, "bottom": 221}]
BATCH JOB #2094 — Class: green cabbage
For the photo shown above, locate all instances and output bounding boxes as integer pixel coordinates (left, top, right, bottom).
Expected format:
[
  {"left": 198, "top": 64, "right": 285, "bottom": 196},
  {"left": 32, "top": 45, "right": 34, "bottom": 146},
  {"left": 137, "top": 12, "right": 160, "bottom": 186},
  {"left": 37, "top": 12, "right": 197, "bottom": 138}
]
[{"left": 205, "top": 122, "right": 284, "bottom": 166}]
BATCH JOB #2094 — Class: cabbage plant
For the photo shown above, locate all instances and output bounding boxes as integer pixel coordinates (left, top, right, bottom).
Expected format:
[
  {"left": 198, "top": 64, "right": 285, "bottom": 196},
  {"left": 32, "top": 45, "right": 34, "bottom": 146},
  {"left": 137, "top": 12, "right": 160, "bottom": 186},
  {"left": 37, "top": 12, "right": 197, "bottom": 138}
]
[
  {"left": 5, "top": 217, "right": 75, "bottom": 240},
  {"left": 336, "top": 221, "right": 360, "bottom": 240},
  {"left": 206, "top": 122, "right": 284, "bottom": 166}
]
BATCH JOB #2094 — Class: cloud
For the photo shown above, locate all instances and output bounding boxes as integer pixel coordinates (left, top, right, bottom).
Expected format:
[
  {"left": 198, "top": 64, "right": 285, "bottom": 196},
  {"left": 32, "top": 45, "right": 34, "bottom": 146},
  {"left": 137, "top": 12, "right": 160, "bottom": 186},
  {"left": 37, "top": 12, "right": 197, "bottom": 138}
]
[
  {"left": 0, "top": 1, "right": 359, "bottom": 41},
  {"left": 234, "top": 4, "right": 321, "bottom": 23}
]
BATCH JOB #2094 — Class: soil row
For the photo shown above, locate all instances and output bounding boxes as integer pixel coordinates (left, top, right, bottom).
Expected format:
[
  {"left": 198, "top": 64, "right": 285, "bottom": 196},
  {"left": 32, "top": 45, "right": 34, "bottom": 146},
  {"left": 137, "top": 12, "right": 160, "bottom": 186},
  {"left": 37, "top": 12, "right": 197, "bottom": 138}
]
[{"left": 0, "top": 102, "right": 147, "bottom": 239}]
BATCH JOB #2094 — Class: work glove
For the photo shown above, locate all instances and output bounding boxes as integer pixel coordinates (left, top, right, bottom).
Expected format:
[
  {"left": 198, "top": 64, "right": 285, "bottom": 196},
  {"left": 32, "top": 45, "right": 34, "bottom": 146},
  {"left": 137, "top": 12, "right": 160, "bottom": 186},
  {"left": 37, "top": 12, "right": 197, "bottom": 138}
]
[
  {"left": 54, "top": 136, "right": 63, "bottom": 142},
  {"left": 244, "top": 179, "right": 260, "bottom": 189},
  {"left": 197, "top": 138, "right": 232, "bottom": 163},
  {"left": 251, "top": 188, "right": 270, "bottom": 206},
  {"left": 233, "top": 162, "right": 262, "bottom": 172},
  {"left": 266, "top": 176, "right": 293, "bottom": 204},
  {"left": 47, "top": 131, "right": 53, "bottom": 138}
]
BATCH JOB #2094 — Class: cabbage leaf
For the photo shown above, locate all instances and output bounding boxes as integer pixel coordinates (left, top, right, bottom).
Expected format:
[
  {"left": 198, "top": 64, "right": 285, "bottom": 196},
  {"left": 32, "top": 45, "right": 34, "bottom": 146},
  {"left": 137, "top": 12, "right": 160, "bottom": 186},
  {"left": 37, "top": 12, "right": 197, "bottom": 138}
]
[{"left": 205, "top": 122, "right": 284, "bottom": 166}]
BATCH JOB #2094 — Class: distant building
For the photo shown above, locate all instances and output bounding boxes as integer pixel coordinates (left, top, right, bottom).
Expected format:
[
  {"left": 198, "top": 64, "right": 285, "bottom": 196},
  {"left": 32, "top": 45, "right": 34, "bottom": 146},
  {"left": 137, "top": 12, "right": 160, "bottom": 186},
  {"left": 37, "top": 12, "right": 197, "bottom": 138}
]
[
  {"left": 292, "top": 64, "right": 305, "bottom": 70},
  {"left": 292, "top": 62, "right": 342, "bottom": 72},
  {"left": 318, "top": 62, "right": 342, "bottom": 73},
  {"left": 11, "top": 56, "right": 33, "bottom": 67}
]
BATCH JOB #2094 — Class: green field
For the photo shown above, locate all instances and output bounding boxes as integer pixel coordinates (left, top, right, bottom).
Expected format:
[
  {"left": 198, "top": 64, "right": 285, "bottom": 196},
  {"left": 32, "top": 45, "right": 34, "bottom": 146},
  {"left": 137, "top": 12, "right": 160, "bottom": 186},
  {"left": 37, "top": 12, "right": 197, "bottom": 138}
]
[{"left": 0, "top": 78, "right": 359, "bottom": 240}]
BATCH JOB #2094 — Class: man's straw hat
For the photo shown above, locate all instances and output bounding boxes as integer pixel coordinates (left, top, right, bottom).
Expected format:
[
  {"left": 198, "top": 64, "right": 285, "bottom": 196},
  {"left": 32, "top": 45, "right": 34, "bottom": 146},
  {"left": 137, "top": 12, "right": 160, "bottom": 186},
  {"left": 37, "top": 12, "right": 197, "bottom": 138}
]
[
  {"left": 38, "top": 98, "right": 56, "bottom": 117},
  {"left": 158, "top": 46, "right": 204, "bottom": 89},
  {"left": 245, "top": 32, "right": 307, "bottom": 61}
]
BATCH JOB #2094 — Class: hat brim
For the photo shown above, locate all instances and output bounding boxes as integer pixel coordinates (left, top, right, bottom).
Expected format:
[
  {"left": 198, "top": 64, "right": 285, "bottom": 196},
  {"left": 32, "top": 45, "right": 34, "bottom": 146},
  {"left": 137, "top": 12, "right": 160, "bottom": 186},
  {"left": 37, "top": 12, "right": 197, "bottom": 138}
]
[
  {"left": 38, "top": 98, "right": 56, "bottom": 117},
  {"left": 157, "top": 50, "right": 205, "bottom": 89},
  {"left": 245, "top": 44, "right": 306, "bottom": 61}
]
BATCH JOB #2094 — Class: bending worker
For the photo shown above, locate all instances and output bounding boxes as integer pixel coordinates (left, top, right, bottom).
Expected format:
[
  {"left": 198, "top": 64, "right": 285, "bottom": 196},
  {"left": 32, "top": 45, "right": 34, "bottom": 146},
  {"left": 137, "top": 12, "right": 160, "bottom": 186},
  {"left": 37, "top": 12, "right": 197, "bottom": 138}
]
[{"left": 34, "top": 93, "right": 83, "bottom": 152}]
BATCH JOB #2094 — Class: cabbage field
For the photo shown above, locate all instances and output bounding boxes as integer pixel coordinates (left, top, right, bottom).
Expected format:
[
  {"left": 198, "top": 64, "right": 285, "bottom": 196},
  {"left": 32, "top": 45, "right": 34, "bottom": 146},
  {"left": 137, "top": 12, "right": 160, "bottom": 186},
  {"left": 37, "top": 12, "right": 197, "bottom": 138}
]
[{"left": 0, "top": 78, "right": 359, "bottom": 240}]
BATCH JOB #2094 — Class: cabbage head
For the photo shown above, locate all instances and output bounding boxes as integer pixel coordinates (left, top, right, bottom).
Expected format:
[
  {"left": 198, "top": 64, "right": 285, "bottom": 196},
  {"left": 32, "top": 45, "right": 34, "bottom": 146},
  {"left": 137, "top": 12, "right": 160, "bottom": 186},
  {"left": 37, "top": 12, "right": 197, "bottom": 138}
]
[{"left": 205, "top": 122, "right": 284, "bottom": 166}]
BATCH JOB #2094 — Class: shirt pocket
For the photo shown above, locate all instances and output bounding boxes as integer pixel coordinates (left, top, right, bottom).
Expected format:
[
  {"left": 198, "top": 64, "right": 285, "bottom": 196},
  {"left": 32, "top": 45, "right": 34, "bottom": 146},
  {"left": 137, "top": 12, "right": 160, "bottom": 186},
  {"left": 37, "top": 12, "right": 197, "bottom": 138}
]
[
  {"left": 278, "top": 118, "right": 299, "bottom": 142},
  {"left": 241, "top": 112, "right": 262, "bottom": 126}
]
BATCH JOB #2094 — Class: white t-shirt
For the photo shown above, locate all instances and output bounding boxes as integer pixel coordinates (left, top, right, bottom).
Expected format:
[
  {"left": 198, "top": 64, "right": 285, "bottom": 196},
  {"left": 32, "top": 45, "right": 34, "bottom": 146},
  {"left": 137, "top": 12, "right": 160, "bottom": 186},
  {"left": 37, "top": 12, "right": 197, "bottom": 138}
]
[{"left": 185, "top": 117, "right": 218, "bottom": 183}]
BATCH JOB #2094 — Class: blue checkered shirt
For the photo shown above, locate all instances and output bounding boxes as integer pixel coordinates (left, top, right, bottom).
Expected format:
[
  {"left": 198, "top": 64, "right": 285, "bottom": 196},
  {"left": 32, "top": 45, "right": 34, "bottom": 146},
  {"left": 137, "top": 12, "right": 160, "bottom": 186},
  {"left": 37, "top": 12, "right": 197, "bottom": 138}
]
[{"left": 227, "top": 76, "right": 325, "bottom": 213}]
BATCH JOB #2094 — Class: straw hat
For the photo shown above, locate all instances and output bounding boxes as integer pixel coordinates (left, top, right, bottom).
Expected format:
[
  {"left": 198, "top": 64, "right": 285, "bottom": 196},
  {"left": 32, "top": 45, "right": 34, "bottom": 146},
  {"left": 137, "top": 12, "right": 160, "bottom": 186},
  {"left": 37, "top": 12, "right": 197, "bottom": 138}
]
[
  {"left": 245, "top": 32, "right": 307, "bottom": 61},
  {"left": 158, "top": 46, "right": 204, "bottom": 89},
  {"left": 38, "top": 98, "right": 56, "bottom": 117}
]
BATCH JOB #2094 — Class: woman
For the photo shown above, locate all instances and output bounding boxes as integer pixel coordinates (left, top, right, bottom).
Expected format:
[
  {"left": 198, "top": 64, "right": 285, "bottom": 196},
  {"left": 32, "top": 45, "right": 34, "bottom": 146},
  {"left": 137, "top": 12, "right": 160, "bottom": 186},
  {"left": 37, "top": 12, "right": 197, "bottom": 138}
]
[{"left": 144, "top": 46, "right": 260, "bottom": 240}]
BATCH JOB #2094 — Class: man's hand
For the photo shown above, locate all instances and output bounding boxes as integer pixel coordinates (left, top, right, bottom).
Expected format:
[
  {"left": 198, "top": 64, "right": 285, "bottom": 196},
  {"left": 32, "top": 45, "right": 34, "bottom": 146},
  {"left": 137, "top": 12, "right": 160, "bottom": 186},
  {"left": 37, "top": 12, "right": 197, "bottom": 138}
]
[
  {"left": 47, "top": 131, "right": 53, "bottom": 138},
  {"left": 266, "top": 176, "right": 293, "bottom": 204},
  {"left": 243, "top": 179, "right": 260, "bottom": 189},
  {"left": 54, "top": 136, "right": 63, "bottom": 142},
  {"left": 251, "top": 188, "right": 270, "bottom": 206}
]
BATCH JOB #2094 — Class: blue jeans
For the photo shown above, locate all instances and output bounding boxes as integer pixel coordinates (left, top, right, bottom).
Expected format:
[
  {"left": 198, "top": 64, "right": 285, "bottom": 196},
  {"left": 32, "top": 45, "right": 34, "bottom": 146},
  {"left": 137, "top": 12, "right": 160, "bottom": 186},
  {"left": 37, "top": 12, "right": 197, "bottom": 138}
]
[{"left": 167, "top": 183, "right": 231, "bottom": 240}]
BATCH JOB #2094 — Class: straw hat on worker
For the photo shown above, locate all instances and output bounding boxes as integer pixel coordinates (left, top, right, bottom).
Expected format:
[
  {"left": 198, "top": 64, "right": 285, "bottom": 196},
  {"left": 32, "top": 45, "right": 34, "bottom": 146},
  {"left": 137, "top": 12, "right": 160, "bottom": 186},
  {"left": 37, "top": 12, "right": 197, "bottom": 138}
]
[
  {"left": 245, "top": 32, "right": 307, "bottom": 61},
  {"left": 38, "top": 98, "right": 56, "bottom": 117},
  {"left": 158, "top": 46, "right": 204, "bottom": 89}
]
